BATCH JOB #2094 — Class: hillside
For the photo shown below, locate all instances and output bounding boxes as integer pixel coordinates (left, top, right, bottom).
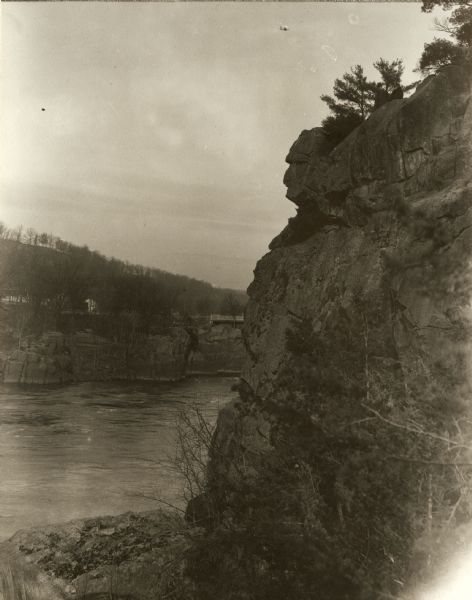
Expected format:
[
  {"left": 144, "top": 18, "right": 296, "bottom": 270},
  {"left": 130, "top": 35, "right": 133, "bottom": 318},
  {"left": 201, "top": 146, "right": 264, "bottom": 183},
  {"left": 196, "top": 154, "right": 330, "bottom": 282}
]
[{"left": 0, "top": 236, "right": 247, "bottom": 322}]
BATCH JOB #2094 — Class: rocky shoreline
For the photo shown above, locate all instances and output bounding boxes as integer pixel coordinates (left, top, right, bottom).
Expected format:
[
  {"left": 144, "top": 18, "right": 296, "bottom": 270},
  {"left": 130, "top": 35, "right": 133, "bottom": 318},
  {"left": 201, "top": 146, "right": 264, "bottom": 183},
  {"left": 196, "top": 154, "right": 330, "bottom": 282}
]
[
  {"left": 0, "top": 323, "right": 245, "bottom": 385},
  {"left": 1, "top": 509, "right": 192, "bottom": 600}
]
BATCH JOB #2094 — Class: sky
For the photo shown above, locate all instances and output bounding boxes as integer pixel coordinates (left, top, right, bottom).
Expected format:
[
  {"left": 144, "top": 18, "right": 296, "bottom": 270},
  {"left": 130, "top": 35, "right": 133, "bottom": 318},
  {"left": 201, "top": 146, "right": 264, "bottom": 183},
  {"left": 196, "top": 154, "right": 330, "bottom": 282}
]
[{"left": 1, "top": 2, "right": 443, "bottom": 289}]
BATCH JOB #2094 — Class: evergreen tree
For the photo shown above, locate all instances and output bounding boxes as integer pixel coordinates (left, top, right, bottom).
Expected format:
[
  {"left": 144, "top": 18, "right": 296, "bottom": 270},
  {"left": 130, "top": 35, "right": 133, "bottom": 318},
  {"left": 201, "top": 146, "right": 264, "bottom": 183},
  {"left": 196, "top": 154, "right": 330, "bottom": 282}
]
[
  {"left": 419, "top": 0, "right": 472, "bottom": 73},
  {"left": 321, "top": 59, "right": 404, "bottom": 146},
  {"left": 449, "top": 4, "right": 472, "bottom": 44},
  {"left": 418, "top": 38, "right": 465, "bottom": 73},
  {"left": 373, "top": 58, "right": 404, "bottom": 93},
  {"left": 321, "top": 65, "right": 375, "bottom": 123}
]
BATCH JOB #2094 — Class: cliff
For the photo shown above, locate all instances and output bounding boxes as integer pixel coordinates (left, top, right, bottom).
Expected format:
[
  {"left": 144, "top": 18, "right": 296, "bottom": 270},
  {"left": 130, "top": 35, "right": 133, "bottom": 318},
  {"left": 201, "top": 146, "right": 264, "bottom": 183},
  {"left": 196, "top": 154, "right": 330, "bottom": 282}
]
[
  {"left": 246, "top": 65, "right": 471, "bottom": 398},
  {"left": 0, "top": 329, "right": 190, "bottom": 384},
  {"left": 202, "top": 65, "right": 472, "bottom": 599}
]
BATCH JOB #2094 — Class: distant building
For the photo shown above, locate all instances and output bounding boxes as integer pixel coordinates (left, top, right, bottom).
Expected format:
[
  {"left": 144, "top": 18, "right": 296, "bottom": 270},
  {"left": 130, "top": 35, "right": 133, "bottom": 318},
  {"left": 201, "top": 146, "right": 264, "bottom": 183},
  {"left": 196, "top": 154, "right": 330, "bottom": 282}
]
[
  {"left": 210, "top": 314, "right": 244, "bottom": 328},
  {"left": 85, "top": 298, "right": 98, "bottom": 314},
  {"left": 1, "top": 294, "right": 26, "bottom": 304},
  {"left": 0, "top": 287, "right": 26, "bottom": 304}
]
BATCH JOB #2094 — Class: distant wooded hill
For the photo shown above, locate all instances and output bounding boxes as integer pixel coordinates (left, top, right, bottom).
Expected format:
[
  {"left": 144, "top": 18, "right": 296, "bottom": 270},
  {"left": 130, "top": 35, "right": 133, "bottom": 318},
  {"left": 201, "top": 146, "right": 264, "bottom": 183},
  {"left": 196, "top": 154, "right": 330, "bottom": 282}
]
[{"left": 0, "top": 223, "right": 247, "bottom": 333}]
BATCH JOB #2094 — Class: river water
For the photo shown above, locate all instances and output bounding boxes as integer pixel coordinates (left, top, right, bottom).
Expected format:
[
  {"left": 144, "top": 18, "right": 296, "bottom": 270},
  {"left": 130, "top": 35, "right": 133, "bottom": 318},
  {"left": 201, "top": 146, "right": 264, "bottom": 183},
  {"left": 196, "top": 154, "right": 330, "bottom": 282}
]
[{"left": 0, "top": 377, "right": 238, "bottom": 540}]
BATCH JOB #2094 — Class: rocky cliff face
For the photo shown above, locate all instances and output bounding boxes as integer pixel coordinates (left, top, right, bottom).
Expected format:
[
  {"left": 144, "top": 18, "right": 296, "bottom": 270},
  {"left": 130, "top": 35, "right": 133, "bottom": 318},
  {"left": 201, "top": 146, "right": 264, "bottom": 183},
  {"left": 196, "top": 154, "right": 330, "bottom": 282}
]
[
  {"left": 245, "top": 65, "right": 471, "bottom": 400},
  {"left": 206, "top": 65, "right": 472, "bottom": 597},
  {"left": 187, "top": 324, "right": 245, "bottom": 376},
  {"left": 1, "top": 329, "right": 191, "bottom": 385}
]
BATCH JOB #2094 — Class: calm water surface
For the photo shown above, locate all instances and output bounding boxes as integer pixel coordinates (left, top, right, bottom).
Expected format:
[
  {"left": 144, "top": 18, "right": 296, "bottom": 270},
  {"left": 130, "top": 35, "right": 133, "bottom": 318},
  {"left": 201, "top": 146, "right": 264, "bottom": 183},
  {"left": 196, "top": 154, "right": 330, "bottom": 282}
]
[{"left": 0, "top": 377, "right": 238, "bottom": 540}]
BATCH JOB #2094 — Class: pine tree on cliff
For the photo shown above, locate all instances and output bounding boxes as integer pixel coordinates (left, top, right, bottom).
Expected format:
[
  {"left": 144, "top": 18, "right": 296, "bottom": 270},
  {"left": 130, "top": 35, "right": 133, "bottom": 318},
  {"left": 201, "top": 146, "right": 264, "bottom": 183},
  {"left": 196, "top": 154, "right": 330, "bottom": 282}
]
[
  {"left": 321, "top": 59, "right": 404, "bottom": 146},
  {"left": 419, "top": 0, "right": 472, "bottom": 73},
  {"left": 320, "top": 65, "right": 374, "bottom": 145},
  {"left": 373, "top": 58, "right": 404, "bottom": 93}
]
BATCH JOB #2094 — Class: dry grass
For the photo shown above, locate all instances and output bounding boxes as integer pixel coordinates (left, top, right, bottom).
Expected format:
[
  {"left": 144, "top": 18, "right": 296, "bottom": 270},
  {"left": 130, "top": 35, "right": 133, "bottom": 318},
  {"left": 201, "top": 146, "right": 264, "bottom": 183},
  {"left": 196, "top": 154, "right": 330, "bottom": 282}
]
[{"left": 0, "top": 543, "right": 64, "bottom": 600}]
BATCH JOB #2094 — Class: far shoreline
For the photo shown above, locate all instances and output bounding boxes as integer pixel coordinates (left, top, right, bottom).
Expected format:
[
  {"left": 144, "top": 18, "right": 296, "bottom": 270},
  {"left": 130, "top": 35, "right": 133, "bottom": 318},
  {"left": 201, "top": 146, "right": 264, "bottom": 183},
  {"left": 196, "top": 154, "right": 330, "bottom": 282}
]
[{"left": 0, "top": 371, "right": 241, "bottom": 391}]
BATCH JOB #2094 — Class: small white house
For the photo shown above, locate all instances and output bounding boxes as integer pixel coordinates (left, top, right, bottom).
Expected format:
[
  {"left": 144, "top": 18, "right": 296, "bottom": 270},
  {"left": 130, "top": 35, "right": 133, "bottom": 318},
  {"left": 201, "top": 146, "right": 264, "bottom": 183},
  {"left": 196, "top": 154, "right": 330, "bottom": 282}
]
[{"left": 85, "top": 298, "right": 98, "bottom": 314}]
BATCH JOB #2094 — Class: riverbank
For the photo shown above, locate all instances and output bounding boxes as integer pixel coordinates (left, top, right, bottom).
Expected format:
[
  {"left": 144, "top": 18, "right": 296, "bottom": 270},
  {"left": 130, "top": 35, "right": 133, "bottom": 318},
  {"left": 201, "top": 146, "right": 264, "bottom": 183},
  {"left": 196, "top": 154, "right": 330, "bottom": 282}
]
[
  {"left": 0, "top": 324, "right": 245, "bottom": 385},
  {"left": 1, "top": 509, "right": 193, "bottom": 600}
]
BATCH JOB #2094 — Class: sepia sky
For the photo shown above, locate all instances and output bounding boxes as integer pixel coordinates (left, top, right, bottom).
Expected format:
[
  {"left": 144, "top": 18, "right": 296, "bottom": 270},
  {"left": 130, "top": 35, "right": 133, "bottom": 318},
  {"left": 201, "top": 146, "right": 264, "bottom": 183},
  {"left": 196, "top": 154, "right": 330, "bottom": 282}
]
[{"left": 1, "top": 2, "right": 443, "bottom": 289}]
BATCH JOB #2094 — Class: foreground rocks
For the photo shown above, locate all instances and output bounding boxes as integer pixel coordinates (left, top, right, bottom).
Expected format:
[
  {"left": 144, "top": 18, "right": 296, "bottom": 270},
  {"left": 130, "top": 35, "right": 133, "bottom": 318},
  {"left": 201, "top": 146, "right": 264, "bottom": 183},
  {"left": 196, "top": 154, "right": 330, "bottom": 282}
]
[{"left": 1, "top": 510, "right": 190, "bottom": 600}]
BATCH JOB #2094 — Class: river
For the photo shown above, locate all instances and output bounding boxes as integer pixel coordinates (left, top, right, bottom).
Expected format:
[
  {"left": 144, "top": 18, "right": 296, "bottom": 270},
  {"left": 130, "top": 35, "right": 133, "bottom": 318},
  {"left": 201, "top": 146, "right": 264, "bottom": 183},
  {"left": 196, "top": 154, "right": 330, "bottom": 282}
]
[{"left": 0, "top": 376, "right": 238, "bottom": 540}]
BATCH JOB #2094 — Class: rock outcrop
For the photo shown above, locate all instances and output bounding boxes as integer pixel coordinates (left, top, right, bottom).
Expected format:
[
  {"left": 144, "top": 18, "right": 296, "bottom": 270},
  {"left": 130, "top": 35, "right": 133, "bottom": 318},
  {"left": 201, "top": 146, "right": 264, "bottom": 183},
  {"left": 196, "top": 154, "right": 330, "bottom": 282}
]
[
  {"left": 187, "top": 324, "right": 245, "bottom": 375},
  {"left": 205, "top": 65, "right": 472, "bottom": 597},
  {"left": 1, "top": 510, "right": 188, "bottom": 599},
  {"left": 1, "top": 329, "right": 190, "bottom": 385},
  {"left": 0, "top": 324, "right": 245, "bottom": 384},
  {"left": 246, "top": 64, "right": 471, "bottom": 399}
]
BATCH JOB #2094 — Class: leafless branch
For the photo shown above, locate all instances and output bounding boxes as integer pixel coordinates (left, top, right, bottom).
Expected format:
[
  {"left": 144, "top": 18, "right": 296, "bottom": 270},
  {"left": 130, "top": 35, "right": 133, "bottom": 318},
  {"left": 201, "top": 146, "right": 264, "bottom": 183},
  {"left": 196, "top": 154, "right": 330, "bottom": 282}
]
[
  {"left": 362, "top": 404, "right": 472, "bottom": 451},
  {"left": 387, "top": 455, "right": 472, "bottom": 467},
  {"left": 433, "top": 16, "right": 456, "bottom": 36}
]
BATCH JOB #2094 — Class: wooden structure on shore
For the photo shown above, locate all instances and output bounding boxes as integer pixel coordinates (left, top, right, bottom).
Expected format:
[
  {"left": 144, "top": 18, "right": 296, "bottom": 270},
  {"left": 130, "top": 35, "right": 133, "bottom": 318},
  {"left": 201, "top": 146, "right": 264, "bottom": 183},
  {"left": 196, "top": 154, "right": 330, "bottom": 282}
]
[{"left": 210, "top": 314, "right": 244, "bottom": 328}]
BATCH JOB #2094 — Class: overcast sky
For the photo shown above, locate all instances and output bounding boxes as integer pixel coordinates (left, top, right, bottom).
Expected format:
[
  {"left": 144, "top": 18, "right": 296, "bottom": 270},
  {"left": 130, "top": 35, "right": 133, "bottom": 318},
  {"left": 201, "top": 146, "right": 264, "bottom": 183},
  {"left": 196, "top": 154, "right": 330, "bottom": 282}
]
[{"left": 1, "top": 2, "right": 442, "bottom": 289}]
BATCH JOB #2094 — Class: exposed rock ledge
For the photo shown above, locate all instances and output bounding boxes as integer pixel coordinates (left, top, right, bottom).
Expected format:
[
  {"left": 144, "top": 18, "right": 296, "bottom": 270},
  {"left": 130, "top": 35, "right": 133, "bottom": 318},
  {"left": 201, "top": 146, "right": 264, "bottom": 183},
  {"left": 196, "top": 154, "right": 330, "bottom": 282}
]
[
  {"left": 0, "top": 323, "right": 245, "bottom": 385},
  {"left": 0, "top": 510, "right": 188, "bottom": 599}
]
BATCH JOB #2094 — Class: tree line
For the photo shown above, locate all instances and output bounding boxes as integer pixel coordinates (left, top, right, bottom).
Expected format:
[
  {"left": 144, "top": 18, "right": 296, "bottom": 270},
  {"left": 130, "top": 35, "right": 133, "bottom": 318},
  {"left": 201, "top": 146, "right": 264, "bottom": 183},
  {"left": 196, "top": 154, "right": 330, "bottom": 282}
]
[{"left": 0, "top": 222, "right": 247, "bottom": 339}]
